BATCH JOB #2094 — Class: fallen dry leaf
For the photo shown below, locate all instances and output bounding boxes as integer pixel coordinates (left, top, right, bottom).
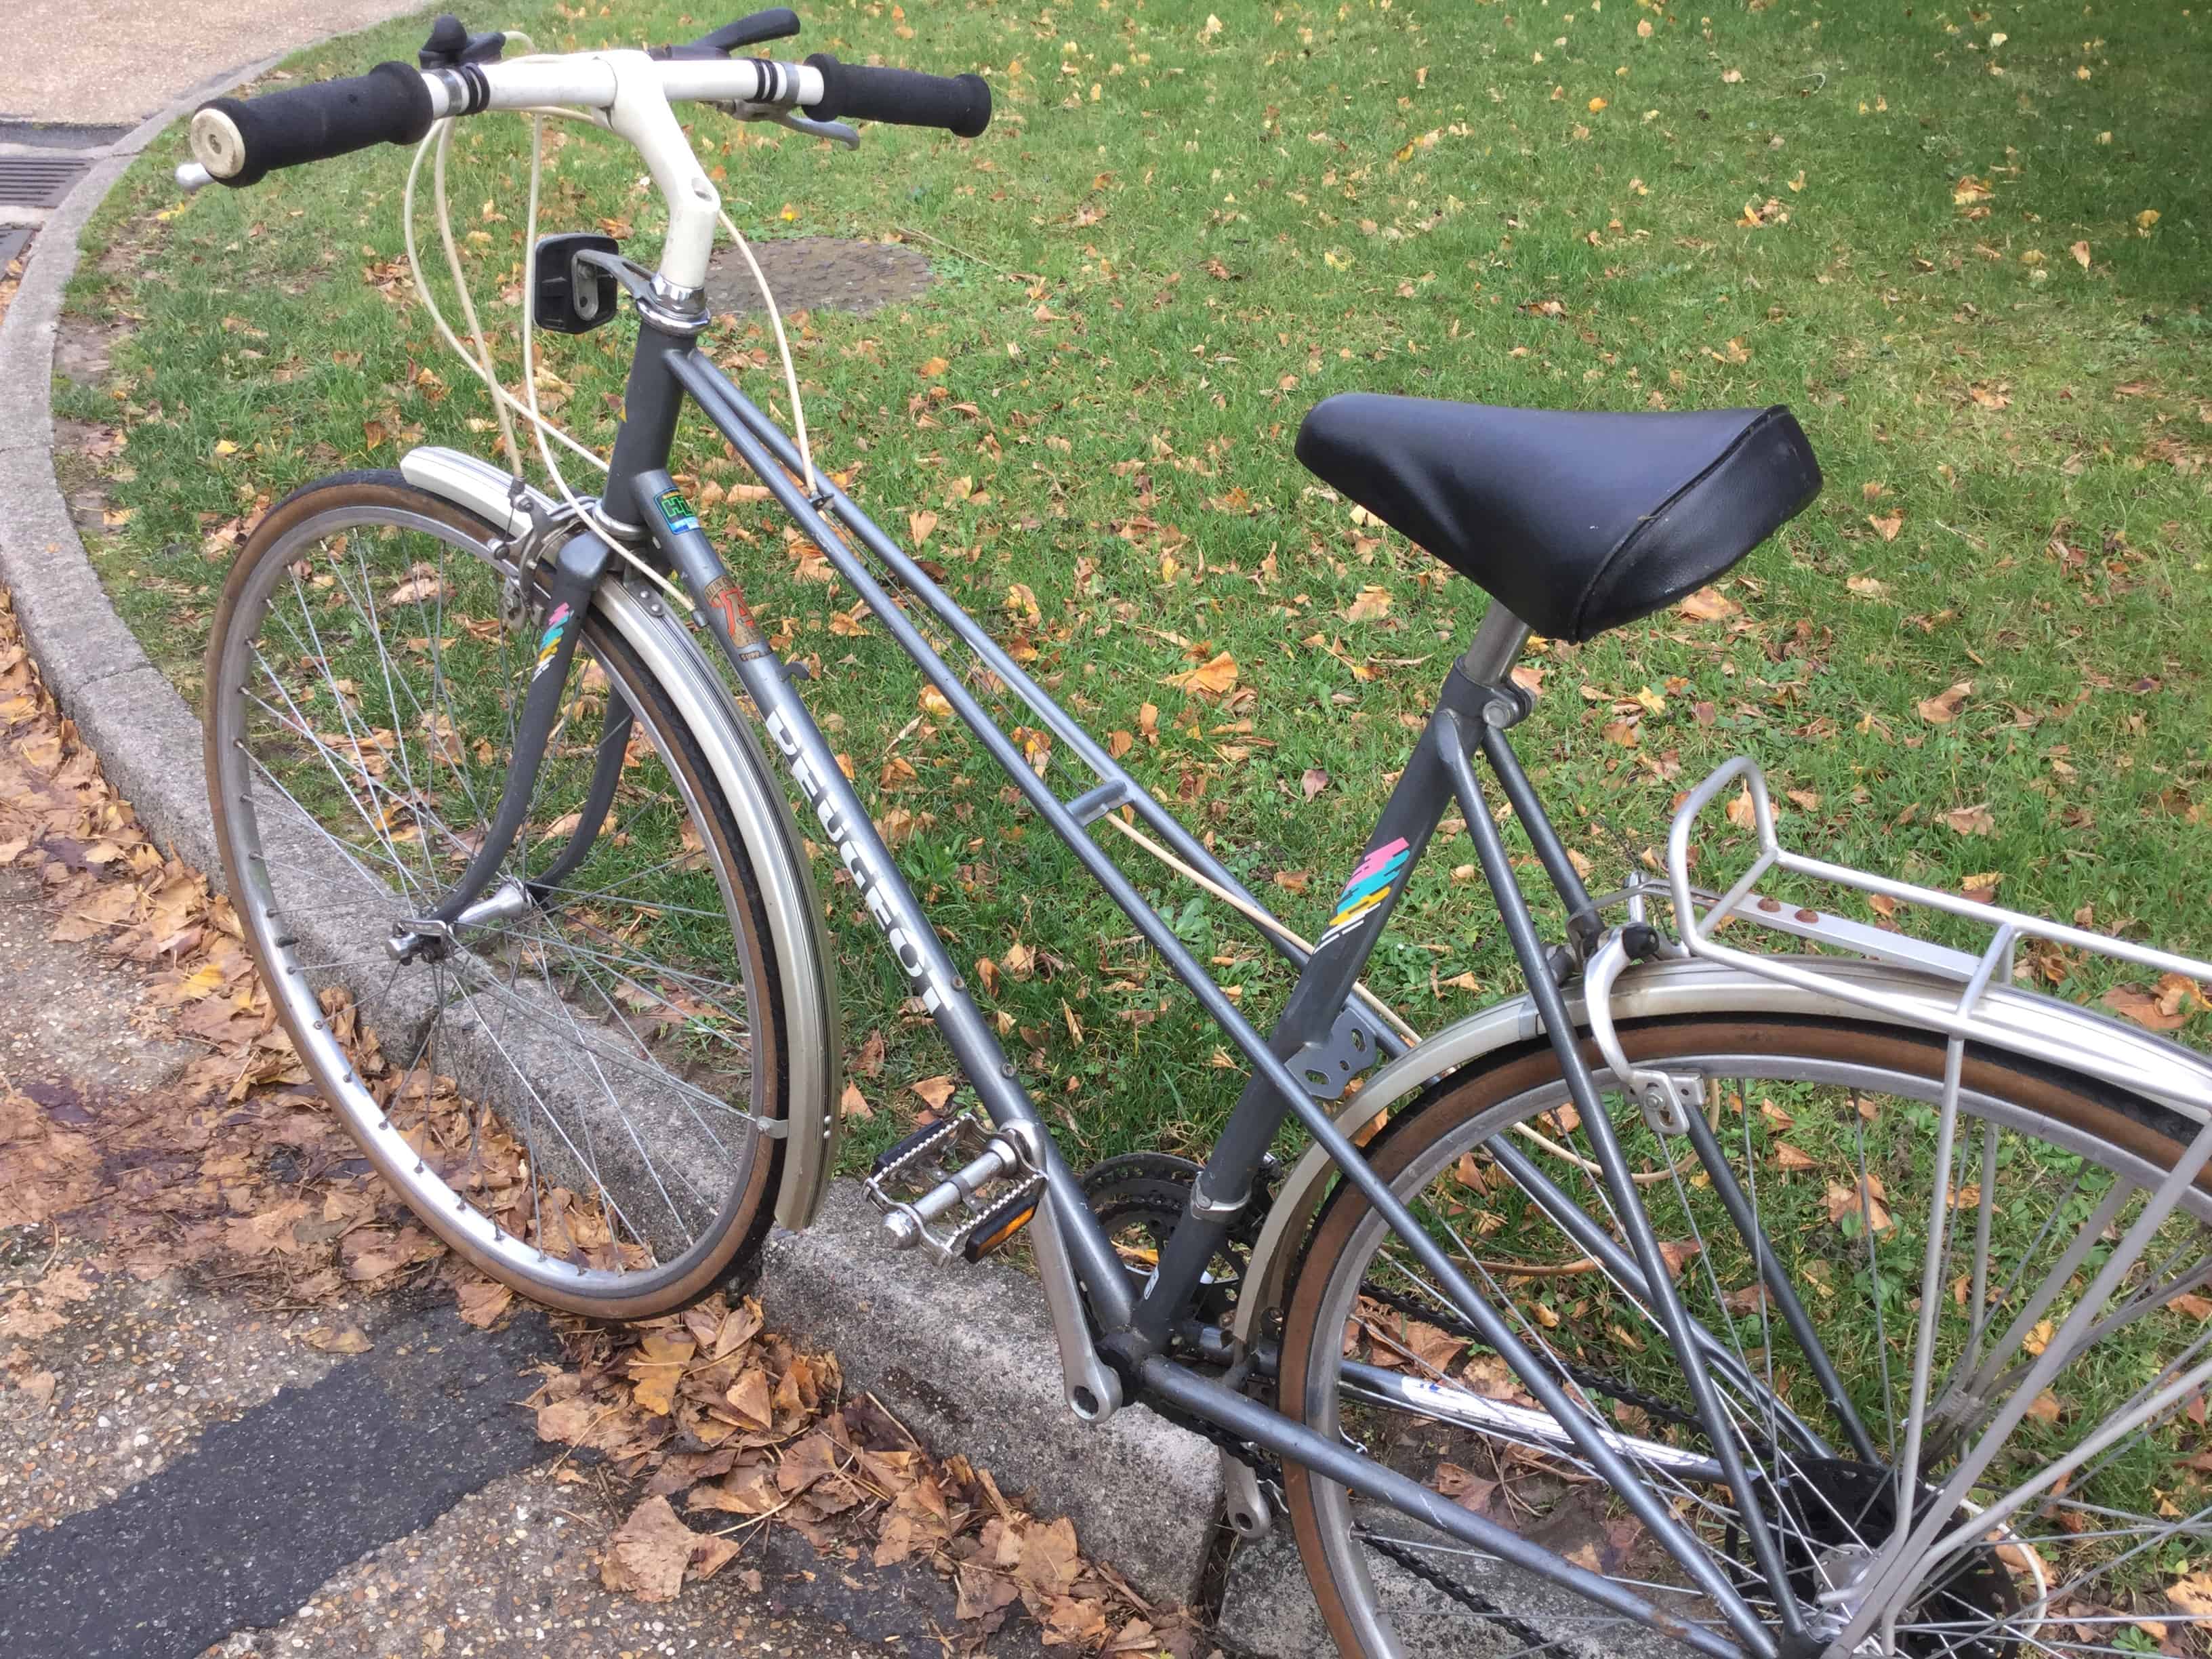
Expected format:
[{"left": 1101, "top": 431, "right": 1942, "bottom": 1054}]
[
  {"left": 628, "top": 1331, "right": 697, "bottom": 1417},
  {"left": 455, "top": 1273, "right": 514, "bottom": 1328},
  {"left": 1918, "top": 680, "right": 1973, "bottom": 724},
  {"left": 1676, "top": 586, "right": 1738, "bottom": 622},
  {"left": 1941, "top": 803, "right": 1995, "bottom": 836},
  {"left": 2104, "top": 981, "right": 2194, "bottom": 1031},
  {"left": 601, "top": 1495, "right": 739, "bottom": 1601},
  {"left": 1825, "top": 1174, "right": 1894, "bottom": 1234},
  {"left": 1162, "top": 651, "right": 1239, "bottom": 698},
  {"left": 1342, "top": 586, "right": 1392, "bottom": 623}
]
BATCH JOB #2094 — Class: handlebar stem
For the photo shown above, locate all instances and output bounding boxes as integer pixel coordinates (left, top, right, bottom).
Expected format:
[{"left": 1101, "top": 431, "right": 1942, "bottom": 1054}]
[
  {"left": 604, "top": 51, "right": 721, "bottom": 297},
  {"left": 417, "top": 51, "right": 826, "bottom": 296}
]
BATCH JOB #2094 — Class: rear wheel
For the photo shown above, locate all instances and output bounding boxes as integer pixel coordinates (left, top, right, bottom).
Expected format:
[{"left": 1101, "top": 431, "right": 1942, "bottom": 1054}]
[
  {"left": 1279, "top": 1015, "right": 2212, "bottom": 1658},
  {"left": 204, "top": 472, "right": 792, "bottom": 1318}
]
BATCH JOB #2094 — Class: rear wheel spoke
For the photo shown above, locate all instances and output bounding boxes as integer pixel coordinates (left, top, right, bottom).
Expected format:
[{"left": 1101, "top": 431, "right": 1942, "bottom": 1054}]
[{"left": 1279, "top": 1019, "right": 2212, "bottom": 1659}]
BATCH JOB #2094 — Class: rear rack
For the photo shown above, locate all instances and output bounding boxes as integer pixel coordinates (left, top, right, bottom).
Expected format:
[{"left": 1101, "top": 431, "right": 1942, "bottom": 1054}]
[{"left": 1664, "top": 756, "right": 2212, "bottom": 1120}]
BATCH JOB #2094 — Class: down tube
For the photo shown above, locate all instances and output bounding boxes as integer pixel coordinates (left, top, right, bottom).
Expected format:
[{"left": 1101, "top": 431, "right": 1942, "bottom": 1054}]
[{"left": 623, "top": 470, "right": 1132, "bottom": 1326}]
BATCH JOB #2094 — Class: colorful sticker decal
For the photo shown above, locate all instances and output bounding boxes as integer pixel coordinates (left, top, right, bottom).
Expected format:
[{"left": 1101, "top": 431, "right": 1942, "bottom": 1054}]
[
  {"left": 702, "top": 573, "right": 762, "bottom": 649},
  {"left": 532, "top": 602, "right": 573, "bottom": 679},
  {"left": 657, "top": 488, "right": 701, "bottom": 536},
  {"left": 1318, "top": 836, "right": 1410, "bottom": 945}
]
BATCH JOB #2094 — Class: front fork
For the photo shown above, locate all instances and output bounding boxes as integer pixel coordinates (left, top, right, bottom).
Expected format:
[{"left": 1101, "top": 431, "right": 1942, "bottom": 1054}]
[{"left": 388, "top": 527, "right": 619, "bottom": 963}]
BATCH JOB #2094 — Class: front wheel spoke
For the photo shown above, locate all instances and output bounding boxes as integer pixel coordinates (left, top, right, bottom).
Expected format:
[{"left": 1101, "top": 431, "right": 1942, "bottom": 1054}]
[
  {"left": 249, "top": 651, "right": 424, "bottom": 901},
  {"left": 274, "top": 575, "right": 436, "bottom": 893},
  {"left": 442, "top": 948, "right": 756, "bottom": 1130},
  {"left": 244, "top": 680, "right": 509, "bottom": 878},
  {"left": 501, "top": 915, "right": 752, "bottom": 1033},
  {"left": 242, "top": 743, "right": 425, "bottom": 905},
  {"left": 508, "top": 918, "right": 708, "bottom": 1241},
  {"left": 333, "top": 539, "right": 443, "bottom": 897},
  {"left": 455, "top": 985, "right": 646, "bottom": 1254}
]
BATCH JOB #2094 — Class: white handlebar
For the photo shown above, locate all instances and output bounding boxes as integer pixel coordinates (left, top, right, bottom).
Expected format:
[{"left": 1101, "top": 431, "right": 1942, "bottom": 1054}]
[
  {"left": 423, "top": 52, "right": 825, "bottom": 119},
  {"left": 186, "top": 49, "right": 828, "bottom": 293}
]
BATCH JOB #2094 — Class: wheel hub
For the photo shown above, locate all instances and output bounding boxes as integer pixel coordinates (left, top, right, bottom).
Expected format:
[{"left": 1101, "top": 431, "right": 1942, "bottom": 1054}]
[{"left": 1755, "top": 1458, "right": 2020, "bottom": 1659}]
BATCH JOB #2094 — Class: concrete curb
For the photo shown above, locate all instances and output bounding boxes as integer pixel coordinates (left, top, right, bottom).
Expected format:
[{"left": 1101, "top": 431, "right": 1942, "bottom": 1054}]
[{"left": 0, "top": 37, "right": 1227, "bottom": 1615}]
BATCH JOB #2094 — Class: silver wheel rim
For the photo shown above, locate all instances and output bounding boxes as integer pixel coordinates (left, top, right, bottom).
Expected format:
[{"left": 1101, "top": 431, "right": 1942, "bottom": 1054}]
[
  {"left": 1298, "top": 1037, "right": 2212, "bottom": 1659},
  {"left": 208, "top": 498, "right": 772, "bottom": 1310}
]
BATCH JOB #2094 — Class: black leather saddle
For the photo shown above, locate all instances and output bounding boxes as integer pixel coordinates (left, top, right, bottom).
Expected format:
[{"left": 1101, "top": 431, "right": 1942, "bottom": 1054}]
[{"left": 1295, "top": 394, "right": 1822, "bottom": 642}]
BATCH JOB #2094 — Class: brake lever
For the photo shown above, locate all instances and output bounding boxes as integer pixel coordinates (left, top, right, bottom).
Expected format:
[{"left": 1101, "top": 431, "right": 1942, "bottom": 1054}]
[
  {"left": 419, "top": 14, "right": 508, "bottom": 70},
  {"left": 703, "top": 102, "right": 859, "bottom": 148},
  {"left": 769, "top": 110, "right": 860, "bottom": 148},
  {"left": 650, "top": 7, "right": 802, "bottom": 60}
]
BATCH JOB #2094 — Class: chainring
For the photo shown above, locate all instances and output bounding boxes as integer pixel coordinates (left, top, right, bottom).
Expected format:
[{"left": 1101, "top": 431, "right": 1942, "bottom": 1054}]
[{"left": 1078, "top": 1151, "right": 1270, "bottom": 1329}]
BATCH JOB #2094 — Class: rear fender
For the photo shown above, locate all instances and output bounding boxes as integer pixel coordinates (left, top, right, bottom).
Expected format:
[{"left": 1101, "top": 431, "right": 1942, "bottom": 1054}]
[{"left": 1232, "top": 952, "right": 2212, "bottom": 1345}]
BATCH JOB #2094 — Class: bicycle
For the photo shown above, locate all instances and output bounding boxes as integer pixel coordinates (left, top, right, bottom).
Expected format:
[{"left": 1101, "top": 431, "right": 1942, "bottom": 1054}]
[{"left": 180, "top": 13, "right": 2212, "bottom": 1659}]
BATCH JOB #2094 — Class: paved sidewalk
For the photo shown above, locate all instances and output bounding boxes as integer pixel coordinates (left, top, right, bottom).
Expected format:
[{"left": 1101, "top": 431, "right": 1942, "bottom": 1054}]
[{"left": 1, "top": 1, "right": 430, "bottom": 126}]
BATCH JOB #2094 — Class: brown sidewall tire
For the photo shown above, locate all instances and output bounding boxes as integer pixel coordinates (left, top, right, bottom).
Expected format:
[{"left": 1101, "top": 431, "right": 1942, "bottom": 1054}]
[
  {"left": 1274, "top": 1015, "right": 2200, "bottom": 1658},
  {"left": 204, "top": 472, "right": 788, "bottom": 1319}
]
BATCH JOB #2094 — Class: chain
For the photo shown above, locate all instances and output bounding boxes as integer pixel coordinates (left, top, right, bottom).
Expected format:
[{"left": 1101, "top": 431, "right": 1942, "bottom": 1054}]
[
  {"left": 1155, "top": 1391, "right": 1559, "bottom": 1654},
  {"left": 1360, "top": 1532, "right": 1559, "bottom": 1654},
  {"left": 1353, "top": 1279, "right": 1712, "bottom": 1441}
]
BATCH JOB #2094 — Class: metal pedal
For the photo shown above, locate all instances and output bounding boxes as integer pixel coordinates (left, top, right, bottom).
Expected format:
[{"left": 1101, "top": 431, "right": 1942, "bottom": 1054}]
[{"left": 863, "top": 1109, "right": 1044, "bottom": 1262}]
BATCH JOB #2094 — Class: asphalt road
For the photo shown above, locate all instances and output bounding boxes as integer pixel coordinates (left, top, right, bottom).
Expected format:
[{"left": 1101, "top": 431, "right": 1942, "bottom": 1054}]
[{"left": 0, "top": 862, "right": 1066, "bottom": 1658}]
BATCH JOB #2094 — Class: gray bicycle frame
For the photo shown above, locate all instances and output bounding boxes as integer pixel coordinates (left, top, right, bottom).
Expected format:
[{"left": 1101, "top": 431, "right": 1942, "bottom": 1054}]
[{"left": 569, "top": 308, "right": 1828, "bottom": 1658}]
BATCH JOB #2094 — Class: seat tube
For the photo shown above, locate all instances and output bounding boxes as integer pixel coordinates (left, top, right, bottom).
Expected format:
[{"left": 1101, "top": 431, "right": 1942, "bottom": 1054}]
[{"left": 1128, "top": 655, "right": 1503, "bottom": 1351}]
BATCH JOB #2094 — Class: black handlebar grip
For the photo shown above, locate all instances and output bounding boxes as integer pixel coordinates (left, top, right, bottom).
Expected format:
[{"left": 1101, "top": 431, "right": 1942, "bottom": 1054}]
[
  {"left": 194, "top": 61, "right": 436, "bottom": 188},
  {"left": 802, "top": 54, "right": 991, "bottom": 138}
]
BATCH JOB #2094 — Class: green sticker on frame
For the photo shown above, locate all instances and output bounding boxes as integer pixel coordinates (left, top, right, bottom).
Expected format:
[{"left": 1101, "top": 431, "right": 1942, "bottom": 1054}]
[{"left": 657, "top": 489, "right": 701, "bottom": 535}]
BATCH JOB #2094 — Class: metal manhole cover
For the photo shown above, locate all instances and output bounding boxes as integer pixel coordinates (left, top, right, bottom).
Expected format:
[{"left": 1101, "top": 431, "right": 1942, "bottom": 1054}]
[
  {"left": 703, "top": 237, "right": 936, "bottom": 317},
  {"left": 0, "top": 156, "right": 90, "bottom": 208}
]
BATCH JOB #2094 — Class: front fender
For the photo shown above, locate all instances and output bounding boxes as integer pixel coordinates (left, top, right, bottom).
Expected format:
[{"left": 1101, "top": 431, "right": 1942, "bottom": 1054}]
[
  {"left": 1232, "top": 953, "right": 2212, "bottom": 1344},
  {"left": 398, "top": 446, "right": 844, "bottom": 1231}
]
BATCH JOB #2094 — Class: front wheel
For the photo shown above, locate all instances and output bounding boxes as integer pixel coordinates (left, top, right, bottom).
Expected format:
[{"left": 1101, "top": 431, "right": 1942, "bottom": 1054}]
[
  {"left": 1279, "top": 1014, "right": 2212, "bottom": 1659},
  {"left": 204, "top": 472, "right": 796, "bottom": 1319}
]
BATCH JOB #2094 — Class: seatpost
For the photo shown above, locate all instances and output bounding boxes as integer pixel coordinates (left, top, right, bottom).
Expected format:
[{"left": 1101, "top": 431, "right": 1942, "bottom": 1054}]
[
  {"left": 1456, "top": 602, "right": 1533, "bottom": 689},
  {"left": 1448, "top": 603, "right": 1603, "bottom": 957}
]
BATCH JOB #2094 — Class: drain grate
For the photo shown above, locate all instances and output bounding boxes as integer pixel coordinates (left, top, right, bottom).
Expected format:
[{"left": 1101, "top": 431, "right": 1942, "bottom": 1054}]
[{"left": 0, "top": 156, "right": 91, "bottom": 209}]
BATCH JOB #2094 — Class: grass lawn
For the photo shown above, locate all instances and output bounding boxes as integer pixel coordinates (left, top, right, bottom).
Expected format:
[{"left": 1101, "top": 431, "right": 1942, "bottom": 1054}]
[{"left": 56, "top": 0, "right": 2211, "bottom": 1182}]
